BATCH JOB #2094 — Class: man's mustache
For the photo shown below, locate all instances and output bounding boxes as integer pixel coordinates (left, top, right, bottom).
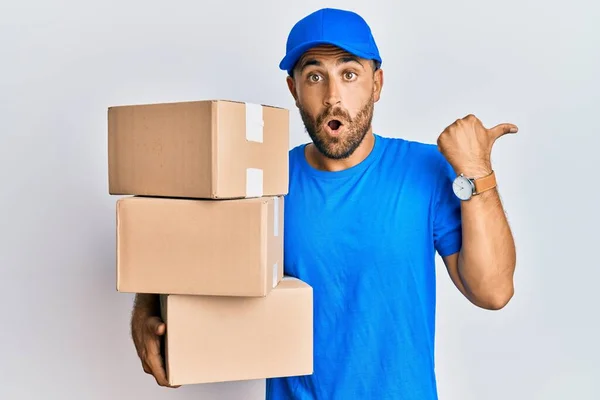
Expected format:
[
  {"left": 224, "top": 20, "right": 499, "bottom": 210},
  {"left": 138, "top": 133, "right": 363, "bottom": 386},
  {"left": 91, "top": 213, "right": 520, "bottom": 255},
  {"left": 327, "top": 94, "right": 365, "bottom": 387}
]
[{"left": 316, "top": 107, "right": 351, "bottom": 125}]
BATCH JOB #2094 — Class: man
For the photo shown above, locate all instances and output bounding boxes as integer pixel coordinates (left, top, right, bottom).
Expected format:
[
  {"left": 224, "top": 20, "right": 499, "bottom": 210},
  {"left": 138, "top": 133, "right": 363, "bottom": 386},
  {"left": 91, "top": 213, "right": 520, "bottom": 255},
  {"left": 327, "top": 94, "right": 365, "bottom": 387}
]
[{"left": 130, "top": 7, "right": 517, "bottom": 400}]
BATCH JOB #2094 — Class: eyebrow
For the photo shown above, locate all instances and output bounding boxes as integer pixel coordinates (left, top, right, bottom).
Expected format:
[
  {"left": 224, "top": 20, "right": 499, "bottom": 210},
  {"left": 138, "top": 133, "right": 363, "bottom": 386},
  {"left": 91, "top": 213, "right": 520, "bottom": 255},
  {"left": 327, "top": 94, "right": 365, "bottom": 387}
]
[
  {"left": 337, "top": 56, "right": 363, "bottom": 68},
  {"left": 298, "top": 56, "right": 364, "bottom": 74}
]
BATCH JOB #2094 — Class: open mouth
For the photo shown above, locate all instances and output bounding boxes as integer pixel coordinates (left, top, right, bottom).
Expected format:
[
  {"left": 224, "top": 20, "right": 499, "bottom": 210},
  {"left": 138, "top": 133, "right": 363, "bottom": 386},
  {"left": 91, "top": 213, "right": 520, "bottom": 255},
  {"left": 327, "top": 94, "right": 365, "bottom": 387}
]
[{"left": 327, "top": 119, "right": 343, "bottom": 132}]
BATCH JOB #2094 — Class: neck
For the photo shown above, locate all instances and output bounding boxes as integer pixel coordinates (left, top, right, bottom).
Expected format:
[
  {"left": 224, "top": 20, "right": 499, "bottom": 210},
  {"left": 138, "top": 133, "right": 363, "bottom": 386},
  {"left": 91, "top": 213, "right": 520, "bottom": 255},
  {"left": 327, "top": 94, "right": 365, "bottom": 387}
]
[{"left": 306, "top": 130, "right": 375, "bottom": 172}]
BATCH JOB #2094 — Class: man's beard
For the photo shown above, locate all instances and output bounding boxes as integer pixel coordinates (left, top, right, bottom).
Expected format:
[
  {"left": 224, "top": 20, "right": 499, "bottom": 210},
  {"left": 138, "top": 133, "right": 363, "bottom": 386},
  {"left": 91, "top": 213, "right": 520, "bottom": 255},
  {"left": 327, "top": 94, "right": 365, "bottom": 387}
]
[{"left": 298, "top": 97, "right": 374, "bottom": 160}]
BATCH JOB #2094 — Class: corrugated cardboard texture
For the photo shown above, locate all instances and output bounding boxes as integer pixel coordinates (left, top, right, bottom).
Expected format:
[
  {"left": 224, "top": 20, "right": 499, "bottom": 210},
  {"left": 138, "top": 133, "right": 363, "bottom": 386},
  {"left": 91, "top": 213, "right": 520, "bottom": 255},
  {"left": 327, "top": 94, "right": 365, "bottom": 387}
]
[
  {"left": 116, "top": 195, "right": 284, "bottom": 297},
  {"left": 161, "top": 277, "right": 313, "bottom": 385},
  {"left": 107, "top": 99, "right": 289, "bottom": 199}
]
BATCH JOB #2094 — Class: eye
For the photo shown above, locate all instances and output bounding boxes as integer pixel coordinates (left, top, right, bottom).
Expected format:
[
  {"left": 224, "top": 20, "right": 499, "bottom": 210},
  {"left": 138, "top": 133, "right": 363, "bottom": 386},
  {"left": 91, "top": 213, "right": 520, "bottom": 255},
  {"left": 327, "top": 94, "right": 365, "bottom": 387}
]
[
  {"left": 344, "top": 71, "right": 357, "bottom": 80},
  {"left": 308, "top": 73, "right": 322, "bottom": 83}
]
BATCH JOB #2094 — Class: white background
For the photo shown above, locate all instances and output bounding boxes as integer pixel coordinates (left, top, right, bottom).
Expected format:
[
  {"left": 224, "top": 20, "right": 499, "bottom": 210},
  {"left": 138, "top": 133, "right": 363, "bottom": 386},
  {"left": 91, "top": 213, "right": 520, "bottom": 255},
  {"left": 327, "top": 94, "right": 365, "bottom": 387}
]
[{"left": 1, "top": 0, "right": 598, "bottom": 399}]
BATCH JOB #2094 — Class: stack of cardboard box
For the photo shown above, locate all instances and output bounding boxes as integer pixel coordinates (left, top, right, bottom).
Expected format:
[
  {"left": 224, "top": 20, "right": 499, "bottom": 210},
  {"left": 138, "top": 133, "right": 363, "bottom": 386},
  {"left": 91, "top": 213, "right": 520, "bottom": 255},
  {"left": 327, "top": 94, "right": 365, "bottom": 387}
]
[{"left": 107, "top": 99, "right": 313, "bottom": 386}]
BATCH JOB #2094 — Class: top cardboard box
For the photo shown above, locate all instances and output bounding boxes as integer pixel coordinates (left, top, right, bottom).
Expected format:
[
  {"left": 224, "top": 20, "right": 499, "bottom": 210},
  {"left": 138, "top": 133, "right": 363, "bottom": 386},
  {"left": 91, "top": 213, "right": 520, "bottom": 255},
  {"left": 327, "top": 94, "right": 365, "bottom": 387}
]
[{"left": 108, "top": 100, "right": 289, "bottom": 199}]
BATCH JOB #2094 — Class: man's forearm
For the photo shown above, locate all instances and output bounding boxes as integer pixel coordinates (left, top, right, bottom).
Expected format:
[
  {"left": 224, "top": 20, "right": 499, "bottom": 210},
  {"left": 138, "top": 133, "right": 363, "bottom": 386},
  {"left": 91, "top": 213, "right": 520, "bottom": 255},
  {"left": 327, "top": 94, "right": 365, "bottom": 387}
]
[
  {"left": 458, "top": 187, "right": 516, "bottom": 309},
  {"left": 133, "top": 293, "right": 161, "bottom": 318}
]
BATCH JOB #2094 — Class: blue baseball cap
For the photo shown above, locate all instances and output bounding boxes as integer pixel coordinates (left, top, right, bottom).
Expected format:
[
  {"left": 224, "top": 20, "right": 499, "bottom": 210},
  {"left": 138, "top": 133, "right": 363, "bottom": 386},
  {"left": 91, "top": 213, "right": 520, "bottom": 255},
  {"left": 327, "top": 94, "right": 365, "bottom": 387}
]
[{"left": 279, "top": 8, "right": 382, "bottom": 75}]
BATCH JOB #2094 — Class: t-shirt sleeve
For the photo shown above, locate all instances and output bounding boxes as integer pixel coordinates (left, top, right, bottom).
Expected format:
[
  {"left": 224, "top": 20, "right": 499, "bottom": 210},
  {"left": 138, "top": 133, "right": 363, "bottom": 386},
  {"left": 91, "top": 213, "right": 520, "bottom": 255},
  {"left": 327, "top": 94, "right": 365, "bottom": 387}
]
[{"left": 433, "top": 155, "right": 463, "bottom": 257}]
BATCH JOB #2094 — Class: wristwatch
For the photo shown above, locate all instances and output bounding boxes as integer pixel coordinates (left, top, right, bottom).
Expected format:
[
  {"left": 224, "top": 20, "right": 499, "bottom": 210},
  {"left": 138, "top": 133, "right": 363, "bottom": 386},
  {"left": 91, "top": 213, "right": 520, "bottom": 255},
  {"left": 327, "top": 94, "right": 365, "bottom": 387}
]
[{"left": 452, "top": 171, "right": 497, "bottom": 201}]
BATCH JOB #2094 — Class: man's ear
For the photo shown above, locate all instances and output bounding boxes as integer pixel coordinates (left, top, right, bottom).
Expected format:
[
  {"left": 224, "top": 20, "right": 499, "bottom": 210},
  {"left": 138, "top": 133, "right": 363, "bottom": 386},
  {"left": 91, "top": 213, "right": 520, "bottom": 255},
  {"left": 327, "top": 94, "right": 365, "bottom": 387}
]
[
  {"left": 373, "top": 68, "right": 384, "bottom": 102},
  {"left": 286, "top": 75, "right": 300, "bottom": 107}
]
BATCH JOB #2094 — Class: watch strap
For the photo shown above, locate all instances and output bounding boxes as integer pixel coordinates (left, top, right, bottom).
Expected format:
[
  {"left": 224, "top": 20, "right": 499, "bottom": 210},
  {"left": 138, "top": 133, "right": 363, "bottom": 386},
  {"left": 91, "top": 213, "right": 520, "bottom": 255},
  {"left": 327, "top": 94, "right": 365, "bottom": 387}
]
[{"left": 473, "top": 171, "right": 497, "bottom": 195}]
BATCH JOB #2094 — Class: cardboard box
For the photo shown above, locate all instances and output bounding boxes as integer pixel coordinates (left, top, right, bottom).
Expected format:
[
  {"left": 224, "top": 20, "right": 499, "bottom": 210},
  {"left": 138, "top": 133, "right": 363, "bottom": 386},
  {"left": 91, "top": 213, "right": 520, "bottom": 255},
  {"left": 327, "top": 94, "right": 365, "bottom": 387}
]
[
  {"left": 160, "top": 277, "right": 313, "bottom": 385},
  {"left": 107, "top": 99, "right": 289, "bottom": 199},
  {"left": 116, "top": 195, "right": 284, "bottom": 297}
]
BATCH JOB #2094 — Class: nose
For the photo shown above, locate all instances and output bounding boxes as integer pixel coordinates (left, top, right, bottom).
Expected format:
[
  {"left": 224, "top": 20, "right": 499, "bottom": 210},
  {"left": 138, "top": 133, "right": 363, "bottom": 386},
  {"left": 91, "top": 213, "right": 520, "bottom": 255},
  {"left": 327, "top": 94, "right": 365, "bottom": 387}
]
[{"left": 323, "top": 80, "right": 341, "bottom": 107}]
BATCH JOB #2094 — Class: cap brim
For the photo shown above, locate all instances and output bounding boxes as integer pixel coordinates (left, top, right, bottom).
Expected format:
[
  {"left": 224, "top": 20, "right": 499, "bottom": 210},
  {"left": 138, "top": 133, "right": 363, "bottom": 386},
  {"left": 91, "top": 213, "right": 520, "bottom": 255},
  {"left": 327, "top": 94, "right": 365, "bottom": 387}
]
[{"left": 279, "top": 40, "right": 381, "bottom": 73}]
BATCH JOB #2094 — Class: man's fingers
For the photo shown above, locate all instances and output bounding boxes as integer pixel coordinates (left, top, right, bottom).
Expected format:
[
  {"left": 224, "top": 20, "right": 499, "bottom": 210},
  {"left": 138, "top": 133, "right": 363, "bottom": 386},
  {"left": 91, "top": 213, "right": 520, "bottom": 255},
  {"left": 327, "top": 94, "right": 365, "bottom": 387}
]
[
  {"left": 142, "top": 360, "right": 152, "bottom": 375},
  {"left": 147, "top": 353, "right": 169, "bottom": 386},
  {"left": 146, "top": 338, "right": 171, "bottom": 387},
  {"left": 143, "top": 340, "right": 180, "bottom": 388},
  {"left": 149, "top": 355, "right": 180, "bottom": 388},
  {"left": 488, "top": 123, "right": 518, "bottom": 139},
  {"left": 146, "top": 316, "right": 166, "bottom": 336}
]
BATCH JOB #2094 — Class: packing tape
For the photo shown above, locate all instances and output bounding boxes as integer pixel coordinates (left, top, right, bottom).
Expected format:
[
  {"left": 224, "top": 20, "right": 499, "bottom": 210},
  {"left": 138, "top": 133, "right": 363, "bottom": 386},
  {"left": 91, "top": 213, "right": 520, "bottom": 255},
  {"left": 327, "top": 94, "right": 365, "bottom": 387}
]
[
  {"left": 246, "top": 168, "right": 263, "bottom": 198},
  {"left": 245, "top": 103, "right": 264, "bottom": 143},
  {"left": 273, "top": 262, "right": 278, "bottom": 288},
  {"left": 273, "top": 196, "right": 279, "bottom": 237}
]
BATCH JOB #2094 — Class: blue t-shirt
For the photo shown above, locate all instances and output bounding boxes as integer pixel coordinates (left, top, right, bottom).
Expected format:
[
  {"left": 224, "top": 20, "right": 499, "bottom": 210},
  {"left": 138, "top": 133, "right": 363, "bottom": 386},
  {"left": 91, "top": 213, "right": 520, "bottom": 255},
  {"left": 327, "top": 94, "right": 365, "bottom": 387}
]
[{"left": 266, "top": 134, "right": 462, "bottom": 400}]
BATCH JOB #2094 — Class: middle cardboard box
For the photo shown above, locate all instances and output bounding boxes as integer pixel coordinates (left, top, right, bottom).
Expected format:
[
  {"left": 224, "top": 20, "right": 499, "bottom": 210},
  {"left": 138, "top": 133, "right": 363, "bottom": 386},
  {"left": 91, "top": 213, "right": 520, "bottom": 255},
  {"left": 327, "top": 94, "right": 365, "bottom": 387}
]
[{"left": 116, "top": 195, "right": 284, "bottom": 297}]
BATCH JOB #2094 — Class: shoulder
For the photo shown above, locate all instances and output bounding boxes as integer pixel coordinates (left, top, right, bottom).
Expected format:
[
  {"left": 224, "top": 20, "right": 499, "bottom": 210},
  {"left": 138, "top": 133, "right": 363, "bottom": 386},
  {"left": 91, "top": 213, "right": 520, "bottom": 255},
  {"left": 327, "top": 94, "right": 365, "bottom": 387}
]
[
  {"left": 377, "top": 135, "right": 452, "bottom": 177},
  {"left": 288, "top": 143, "right": 305, "bottom": 158},
  {"left": 288, "top": 143, "right": 307, "bottom": 170},
  {"left": 375, "top": 135, "right": 458, "bottom": 206}
]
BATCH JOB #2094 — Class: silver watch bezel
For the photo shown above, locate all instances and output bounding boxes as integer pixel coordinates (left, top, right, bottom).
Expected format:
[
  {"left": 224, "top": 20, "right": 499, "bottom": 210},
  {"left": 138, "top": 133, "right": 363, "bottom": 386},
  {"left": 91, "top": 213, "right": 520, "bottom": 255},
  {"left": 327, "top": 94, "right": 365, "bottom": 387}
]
[{"left": 452, "top": 174, "right": 475, "bottom": 201}]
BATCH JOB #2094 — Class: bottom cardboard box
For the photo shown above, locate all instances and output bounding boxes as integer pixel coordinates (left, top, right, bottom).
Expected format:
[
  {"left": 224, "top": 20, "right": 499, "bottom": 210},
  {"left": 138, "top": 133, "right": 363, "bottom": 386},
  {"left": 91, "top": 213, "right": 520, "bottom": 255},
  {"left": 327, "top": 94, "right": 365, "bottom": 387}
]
[{"left": 160, "top": 276, "right": 313, "bottom": 386}]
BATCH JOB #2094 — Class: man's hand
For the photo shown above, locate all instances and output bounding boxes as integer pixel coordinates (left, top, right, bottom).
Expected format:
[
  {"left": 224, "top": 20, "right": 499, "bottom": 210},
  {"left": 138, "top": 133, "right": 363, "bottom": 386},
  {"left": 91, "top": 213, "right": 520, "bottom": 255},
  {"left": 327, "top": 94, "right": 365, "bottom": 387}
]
[
  {"left": 131, "top": 295, "right": 180, "bottom": 388},
  {"left": 437, "top": 114, "right": 518, "bottom": 176}
]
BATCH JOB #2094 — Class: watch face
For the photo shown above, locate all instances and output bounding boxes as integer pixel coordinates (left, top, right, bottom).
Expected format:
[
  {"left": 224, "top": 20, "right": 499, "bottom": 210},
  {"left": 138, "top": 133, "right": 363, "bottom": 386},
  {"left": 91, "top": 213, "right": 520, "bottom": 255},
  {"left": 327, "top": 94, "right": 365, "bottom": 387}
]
[{"left": 452, "top": 175, "right": 474, "bottom": 200}]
